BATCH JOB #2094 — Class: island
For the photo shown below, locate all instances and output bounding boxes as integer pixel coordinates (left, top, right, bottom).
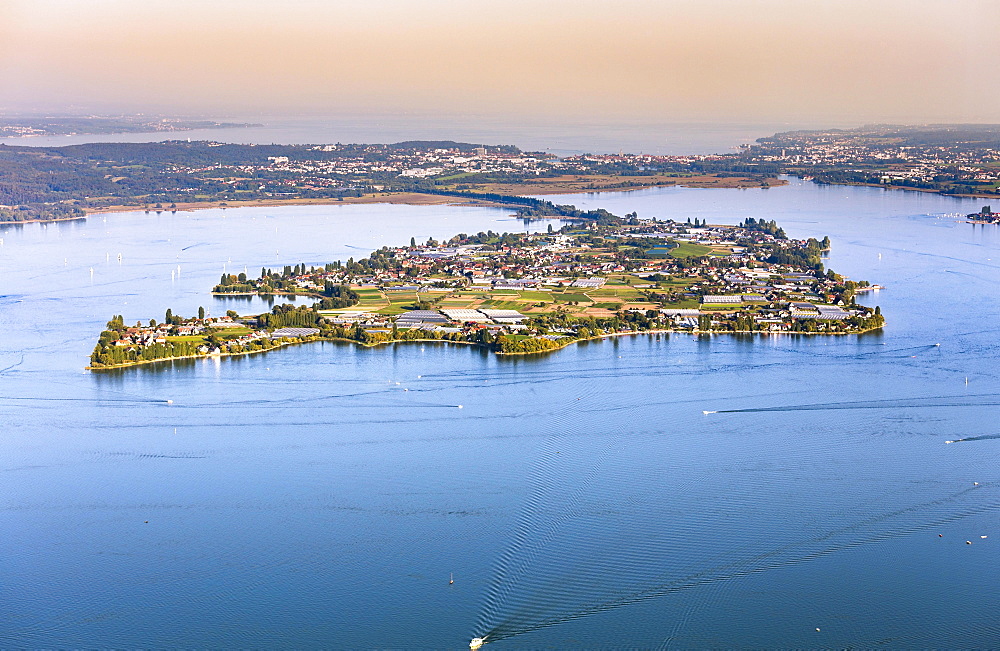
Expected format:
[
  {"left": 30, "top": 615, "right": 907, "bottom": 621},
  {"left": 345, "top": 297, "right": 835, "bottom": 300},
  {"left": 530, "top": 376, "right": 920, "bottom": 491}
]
[{"left": 88, "top": 218, "right": 884, "bottom": 369}]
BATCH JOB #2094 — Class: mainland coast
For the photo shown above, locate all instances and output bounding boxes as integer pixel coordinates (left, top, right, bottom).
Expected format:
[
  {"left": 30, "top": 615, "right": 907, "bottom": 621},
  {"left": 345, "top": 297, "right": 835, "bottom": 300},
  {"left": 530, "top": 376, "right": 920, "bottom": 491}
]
[{"left": 76, "top": 174, "right": 786, "bottom": 220}]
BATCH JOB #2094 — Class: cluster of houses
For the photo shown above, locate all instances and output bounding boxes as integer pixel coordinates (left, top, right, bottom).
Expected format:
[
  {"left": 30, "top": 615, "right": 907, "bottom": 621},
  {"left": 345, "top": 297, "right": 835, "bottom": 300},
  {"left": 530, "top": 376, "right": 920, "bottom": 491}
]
[
  {"left": 256, "top": 147, "right": 746, "bottom": 183},
  {"left": 232, "top": 220, "right": 880, "bottom": 335},
  {"left": 171, "top": 145, "right": 554, "bottom": 188},
  {"left": 559, "top": 152, "right": 734, "bottom": 172},
  {"left": 106, "top": 316, "right": 274, "bottom": 355},
  {"left": 269, "top": 220, "right": 798, "bottom": 292},
  {"left": 744, "top": 128, "right": 1000, "bottom": 187},
  {"left": 259, "top": 221, "right": 840, "bottom": 297},
  {"left": 162, "top": 143, "right": 769, "bottom": 196}
]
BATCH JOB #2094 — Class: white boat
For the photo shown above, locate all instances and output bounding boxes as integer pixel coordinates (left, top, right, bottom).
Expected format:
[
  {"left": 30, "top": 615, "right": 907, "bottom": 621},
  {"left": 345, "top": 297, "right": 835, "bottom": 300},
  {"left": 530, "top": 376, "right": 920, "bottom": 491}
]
[{"left": 470, "top": 637, "right": 486, "bottom": 650}]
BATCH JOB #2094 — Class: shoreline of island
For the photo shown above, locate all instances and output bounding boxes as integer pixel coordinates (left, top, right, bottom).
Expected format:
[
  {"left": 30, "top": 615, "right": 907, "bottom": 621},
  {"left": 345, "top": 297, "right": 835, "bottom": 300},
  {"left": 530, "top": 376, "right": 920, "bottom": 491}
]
[
  {"left": 87, "top": 323, "right": 888, "bottom": 371},
  {"left": 86, "top": 337, "right": 303, "bottom": 371}
]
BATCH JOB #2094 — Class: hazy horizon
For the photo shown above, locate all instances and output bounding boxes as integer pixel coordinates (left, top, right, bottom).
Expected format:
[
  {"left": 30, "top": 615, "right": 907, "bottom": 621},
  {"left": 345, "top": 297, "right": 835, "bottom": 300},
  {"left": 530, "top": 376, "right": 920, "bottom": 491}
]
[{"left": 2, "top": 0, "right": 999, "bottom": 125}]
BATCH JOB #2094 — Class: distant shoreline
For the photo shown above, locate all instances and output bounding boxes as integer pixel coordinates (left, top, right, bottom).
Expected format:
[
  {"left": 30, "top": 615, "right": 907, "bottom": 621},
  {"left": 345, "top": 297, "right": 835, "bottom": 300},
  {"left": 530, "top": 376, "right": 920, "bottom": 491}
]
[
  {"left": 80, "top": 176, "right": 784, "bottom": 217},
  {"left": 1, "top": 193, "right": 508, "bottom": 227},
  {"left": 2, "top": 176, "right": 788, "bottom": 227},
  {"left": 7, "top": 176, "right": 998, "bottom": 230},
  {"left": 82, "top": 193, "right": 510, "bottom": 217}
]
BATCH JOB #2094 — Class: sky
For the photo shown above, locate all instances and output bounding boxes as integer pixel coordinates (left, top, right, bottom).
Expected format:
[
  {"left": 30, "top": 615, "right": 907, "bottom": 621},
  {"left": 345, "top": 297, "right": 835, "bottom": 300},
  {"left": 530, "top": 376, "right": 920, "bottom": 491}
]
[{"left": 1, "top": 0, "right": 999, "bottom": 125}]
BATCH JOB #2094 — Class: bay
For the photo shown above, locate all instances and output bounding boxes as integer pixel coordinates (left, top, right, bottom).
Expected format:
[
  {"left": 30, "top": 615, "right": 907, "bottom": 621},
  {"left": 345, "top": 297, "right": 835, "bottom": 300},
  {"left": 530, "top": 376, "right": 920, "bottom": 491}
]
[{"left": 3, "top": 181, "right": 1000, "bottom": 648}]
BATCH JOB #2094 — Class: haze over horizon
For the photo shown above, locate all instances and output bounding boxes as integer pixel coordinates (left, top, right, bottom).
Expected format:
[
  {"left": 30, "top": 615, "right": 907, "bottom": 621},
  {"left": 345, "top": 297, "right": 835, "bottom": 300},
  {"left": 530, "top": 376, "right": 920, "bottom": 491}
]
[{"left": 2, "top": 0, "right": 999, "bottom": 127}]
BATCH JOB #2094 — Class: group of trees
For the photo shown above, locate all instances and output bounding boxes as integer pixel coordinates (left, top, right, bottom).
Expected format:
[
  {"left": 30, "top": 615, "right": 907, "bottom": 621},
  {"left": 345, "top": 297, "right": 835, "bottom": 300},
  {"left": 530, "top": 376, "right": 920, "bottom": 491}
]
[
  {"left": 90, "top": 338, "right": 203, "bottom": 367},
  {"left": 215, "top": 273, "right": 253, "bottom": 293},
  {"left": 317, "top": 282, "right": 359, "bottom": 309},
  {"left": 255, "top": 304, "right": 325, "bottom": 330},
  {"left": 496, "top": 336, "right": 562, "bottom": 353},
  {"left": 213, "top": 264, "right": 362, "bottom": 306},
  {"left": 764, "top": 240, "right": 824, "bottom": 270},
  {"left": 739, "top": 218, "right": 787, "bottom": 239}
]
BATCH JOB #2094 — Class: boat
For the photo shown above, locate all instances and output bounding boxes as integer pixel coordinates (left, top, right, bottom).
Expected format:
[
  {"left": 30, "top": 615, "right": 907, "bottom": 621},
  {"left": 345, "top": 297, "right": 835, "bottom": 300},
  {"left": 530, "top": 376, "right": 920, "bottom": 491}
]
[{"left": 470, "top": 637, "right": 486, "bottom": 650}]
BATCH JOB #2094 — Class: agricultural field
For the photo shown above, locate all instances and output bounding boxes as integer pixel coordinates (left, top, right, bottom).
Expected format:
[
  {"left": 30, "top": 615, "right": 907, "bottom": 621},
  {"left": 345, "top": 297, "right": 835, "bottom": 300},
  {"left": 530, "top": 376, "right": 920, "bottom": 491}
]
[
  {"left": 352, "top": 288, "right": 389, "bottom": 310},
  {"left": 665, "top": 242, "right": 715, "bottom": 258}
]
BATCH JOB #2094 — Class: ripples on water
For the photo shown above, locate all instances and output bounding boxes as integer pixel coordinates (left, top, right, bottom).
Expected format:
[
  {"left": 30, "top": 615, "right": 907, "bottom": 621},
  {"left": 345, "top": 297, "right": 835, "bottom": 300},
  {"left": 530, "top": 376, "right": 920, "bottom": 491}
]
[{"left": 4, "top": 186, "right": 1000, "bottom": 647}]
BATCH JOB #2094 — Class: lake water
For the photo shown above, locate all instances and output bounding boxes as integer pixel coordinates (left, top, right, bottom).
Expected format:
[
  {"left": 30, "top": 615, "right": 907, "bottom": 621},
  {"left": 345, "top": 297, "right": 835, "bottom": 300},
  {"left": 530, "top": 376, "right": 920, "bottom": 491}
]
[
  {"left": 0, "top": 115, "right": 829, "bottom": 156},
  {"left": 3, "top": 181, "right": 1000, "bottom": 648}
]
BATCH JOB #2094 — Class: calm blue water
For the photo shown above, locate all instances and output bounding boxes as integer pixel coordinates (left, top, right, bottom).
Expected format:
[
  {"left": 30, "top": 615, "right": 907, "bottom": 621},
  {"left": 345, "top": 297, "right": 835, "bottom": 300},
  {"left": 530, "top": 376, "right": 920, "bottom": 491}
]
[{"left": 3, "top": 182, "right": 1000, "bottom": 648}]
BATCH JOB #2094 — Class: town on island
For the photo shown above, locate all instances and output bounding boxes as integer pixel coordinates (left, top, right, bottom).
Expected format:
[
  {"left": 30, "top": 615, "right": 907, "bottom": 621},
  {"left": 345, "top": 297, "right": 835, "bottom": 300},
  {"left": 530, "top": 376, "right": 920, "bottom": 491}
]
[{"left": 88, "top": 215, "right": 885, "bottom": 369}]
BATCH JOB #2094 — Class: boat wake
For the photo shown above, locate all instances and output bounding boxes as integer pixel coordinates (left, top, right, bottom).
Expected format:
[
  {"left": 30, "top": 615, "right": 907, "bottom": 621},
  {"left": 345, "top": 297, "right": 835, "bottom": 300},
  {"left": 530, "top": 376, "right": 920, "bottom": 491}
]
[
  {"left": 945, "top": 434, "right": 1000, "bottom": 444},
  {"left": 473, "top": 482, "right": 1000, "bottom": 644},
  {"left": 705, "top": 393, "right": 1000, "bottom": 415}
]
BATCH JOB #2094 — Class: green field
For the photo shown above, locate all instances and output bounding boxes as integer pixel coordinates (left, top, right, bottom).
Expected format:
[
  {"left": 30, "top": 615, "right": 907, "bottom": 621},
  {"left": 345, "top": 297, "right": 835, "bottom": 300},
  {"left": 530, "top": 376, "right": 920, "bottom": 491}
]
[
  {"left": 553, "top": 293, "right": 592, "bottom": 303},
  {"left": 436, "top": 171, "right": 476, "bottom": 182},
  {"left": 666, "top": 242, "right": 713, "bottom": 259},
  {"left": 517, "top": 291, "right": 554, "bottom": 301},
  {"left": 481, "top": 300, "right": 523, "bottom": 309},
  {"left": 353, "top": 288, "right": 389, "bottom": 310},
  {"left": 660, "top": 298, "right": 701, "bottom": 308},
  {"left": 378, "top": 293, "right": 424, "bottom": 315},
  {"left": 588, "top": 287, "right": 642, "bottom": 300},
  {"left": 165, "top": 335, "right": 205, "bottom": 344},
  {"left": 208, "top": 326, "right": 253, "bottom": 337}
]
